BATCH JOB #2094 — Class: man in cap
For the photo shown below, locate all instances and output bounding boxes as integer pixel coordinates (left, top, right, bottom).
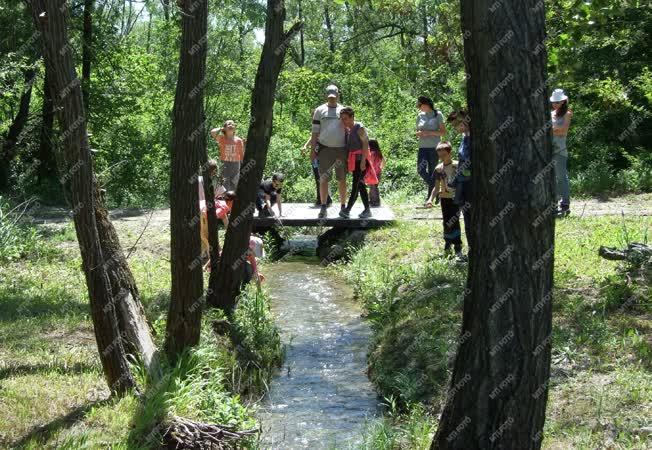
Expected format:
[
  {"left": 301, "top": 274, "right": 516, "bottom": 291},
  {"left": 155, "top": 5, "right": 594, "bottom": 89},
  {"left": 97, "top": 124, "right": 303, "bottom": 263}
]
[{"left": 311, "top": 84, "right": 347, "bottom": 218}]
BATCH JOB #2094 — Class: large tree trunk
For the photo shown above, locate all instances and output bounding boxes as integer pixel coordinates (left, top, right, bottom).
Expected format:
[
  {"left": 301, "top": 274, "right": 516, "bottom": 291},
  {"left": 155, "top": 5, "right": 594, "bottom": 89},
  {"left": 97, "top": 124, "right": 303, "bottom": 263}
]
[
  {"left": 431, "top": 1, "right": 554, "bottom": 449},
  {"left": 164, "top": 0, "right": 208, "bottom": 362},
  {"left": 207, "top": 0, "right": 302, "bottom": 314},
  {"left": 41, "top": 50, "right": 158, "bottom": 374},
  {"left": 29, "top": 0, "right": 135, "bottom": 394},
  {"left": 82, "top": 0, "right": 93, "bottom": 110},
  {"left": 1, "top": 68, "right": 36, "bottom": 190},
  {"left": 93, "top": 182, "right": 158, "bottom": 372}
]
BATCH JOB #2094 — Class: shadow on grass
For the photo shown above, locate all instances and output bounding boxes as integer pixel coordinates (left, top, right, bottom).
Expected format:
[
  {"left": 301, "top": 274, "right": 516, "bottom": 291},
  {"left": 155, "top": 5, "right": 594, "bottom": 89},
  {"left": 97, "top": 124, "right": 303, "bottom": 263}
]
[
  {"left": 10, "top": 398, "right": 113, "bottom": 449},
  {"left": 0, "top": 288, "right": 88, "bottom": 323},
  {"left": 0, "top": 361, "right": 99, "bottom": 381}
]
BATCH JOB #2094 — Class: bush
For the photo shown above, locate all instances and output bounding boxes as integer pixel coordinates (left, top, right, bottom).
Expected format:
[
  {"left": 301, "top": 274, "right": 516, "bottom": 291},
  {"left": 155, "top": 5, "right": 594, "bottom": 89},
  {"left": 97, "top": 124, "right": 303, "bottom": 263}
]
[{"left": 0, "top": 197, "right": 42, "bottom": 261}]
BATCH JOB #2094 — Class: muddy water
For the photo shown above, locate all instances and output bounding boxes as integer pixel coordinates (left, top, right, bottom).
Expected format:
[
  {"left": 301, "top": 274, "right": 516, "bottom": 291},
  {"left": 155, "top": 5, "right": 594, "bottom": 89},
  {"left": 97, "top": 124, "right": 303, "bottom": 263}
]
[{"left": 258, "top": 259, "right": 380, "bottom": 449}]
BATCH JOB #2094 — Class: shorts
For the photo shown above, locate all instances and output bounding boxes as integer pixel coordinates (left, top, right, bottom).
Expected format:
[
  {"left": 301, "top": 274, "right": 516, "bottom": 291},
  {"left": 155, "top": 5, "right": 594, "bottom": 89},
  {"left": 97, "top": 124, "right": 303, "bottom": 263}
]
[{"left": 317, "top": 146, "right": 347, "bottom": 182}]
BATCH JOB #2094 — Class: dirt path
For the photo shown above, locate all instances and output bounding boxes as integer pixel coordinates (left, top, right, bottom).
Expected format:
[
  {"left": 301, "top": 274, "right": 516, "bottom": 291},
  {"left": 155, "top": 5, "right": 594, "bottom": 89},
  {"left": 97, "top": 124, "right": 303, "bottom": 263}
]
[{"left": 29, "top": 193, "right": 652, "bottom": 243}]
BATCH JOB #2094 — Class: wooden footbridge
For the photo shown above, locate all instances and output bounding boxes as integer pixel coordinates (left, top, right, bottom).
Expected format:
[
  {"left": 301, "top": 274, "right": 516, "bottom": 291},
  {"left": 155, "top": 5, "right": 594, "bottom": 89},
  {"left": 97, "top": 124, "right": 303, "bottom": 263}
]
[{"left": 252, "top": 203, "right": 396, "bottom": 231}]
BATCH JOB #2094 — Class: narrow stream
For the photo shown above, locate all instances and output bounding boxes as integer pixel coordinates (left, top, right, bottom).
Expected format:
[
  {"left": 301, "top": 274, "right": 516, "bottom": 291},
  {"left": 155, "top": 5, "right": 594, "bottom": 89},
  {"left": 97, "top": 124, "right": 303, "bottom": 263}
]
[{"left": 258, "top": 259, "right": 380, "bottom": 449}]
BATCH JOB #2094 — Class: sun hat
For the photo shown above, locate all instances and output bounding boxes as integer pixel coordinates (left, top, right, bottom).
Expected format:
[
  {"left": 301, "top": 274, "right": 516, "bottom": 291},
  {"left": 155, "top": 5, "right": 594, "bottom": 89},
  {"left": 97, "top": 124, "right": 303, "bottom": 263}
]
[
  {"left": 325, "top": 84, "right": 339, "bottom": 98},
  {"left": 550, "top": 89, "right": 568, "bottom": 103}
]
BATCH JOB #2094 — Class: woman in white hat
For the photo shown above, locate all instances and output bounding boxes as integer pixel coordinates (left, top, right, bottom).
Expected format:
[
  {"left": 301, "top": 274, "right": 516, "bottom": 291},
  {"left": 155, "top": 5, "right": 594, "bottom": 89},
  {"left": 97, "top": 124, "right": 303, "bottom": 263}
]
[{"left": 550, "top": 88, "right": 573, "bottom": 216}]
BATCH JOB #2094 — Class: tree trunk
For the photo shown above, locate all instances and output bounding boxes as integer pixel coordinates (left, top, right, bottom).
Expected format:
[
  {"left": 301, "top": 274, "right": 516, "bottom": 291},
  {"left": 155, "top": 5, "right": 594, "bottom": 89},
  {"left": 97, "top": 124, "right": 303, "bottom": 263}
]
[
  {"left": 164, "top": 0, "right": 208, "bottom": 362},
  {"left": 41, "top": 48, "right": 158, "bottom": 374},
  {"left": 207, "top": 1, "right": 302, "bottom": 314},
  {"left": 298, "top": 0, "right": 305, "bottom": 66},
  {"left": 324, "top": 2, "right": 335, "bottom": 54},
  {"left": 82, "top": 0, "right": 93, "bottom": 110},
  {"left": 1, "top": 68, "right": 36, "bottom": 190},
  {"left": 431, "top": 1, "right": 554, "bottom": 449},
  {"left": 37, "top": 68, "right": 56, "bottom": 182},
  {"left": 93, "top": 182, "right": 158, "bottom": 372},
  {"left": 29, "top": 0, "right": 135, "bottom": 394}
]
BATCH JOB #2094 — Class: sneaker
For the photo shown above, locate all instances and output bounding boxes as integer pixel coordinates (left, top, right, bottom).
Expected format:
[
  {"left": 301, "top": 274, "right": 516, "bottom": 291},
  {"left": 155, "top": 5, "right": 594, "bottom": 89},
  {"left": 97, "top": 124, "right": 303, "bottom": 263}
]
[
  {"left": 455, "top": 252, "right": 468, "bottom": 262},
  {"left": 359, "top": 208, "right": 372, "bottom": 219},
  {"left": 556, "top": 205, "right": 570, "bottom": 218},
  {"left": 318, "top": 205, "right": 328, "bottom": 219},
  {"left": 339, "top": 208, "right": 350, "bottom": 218}
]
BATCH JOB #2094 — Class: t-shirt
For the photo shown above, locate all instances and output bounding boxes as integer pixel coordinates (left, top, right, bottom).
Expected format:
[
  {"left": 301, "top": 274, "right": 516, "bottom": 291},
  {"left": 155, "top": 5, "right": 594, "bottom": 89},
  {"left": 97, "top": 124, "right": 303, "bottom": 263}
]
[
  {"left": 312, "top": 103, "right": 346, "bottom": 148},
  {"left": 216, "top": 135, "right": 244, "bottom": 162},
  {"left": 416, "top": 110, "right": 444, "bottom": 149},
  {"left": 433, "top": 161, "right": 458, "bottom": 199},
  {"left": 551, "top": 111, "right": 568, "bottom": 156},
  {"left": 346, "top": 122, "right": 365, "bottom": 154},
  {"left": 259, "top": 180, "right": 281, "bottom": 197}
]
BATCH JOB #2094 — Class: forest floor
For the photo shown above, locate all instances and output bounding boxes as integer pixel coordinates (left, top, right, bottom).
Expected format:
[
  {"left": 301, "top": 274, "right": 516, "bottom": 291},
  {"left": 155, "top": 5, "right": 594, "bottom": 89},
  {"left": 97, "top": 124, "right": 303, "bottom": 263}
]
[{"left": 1, "top": 193, "right": 651, "bottom": 448}]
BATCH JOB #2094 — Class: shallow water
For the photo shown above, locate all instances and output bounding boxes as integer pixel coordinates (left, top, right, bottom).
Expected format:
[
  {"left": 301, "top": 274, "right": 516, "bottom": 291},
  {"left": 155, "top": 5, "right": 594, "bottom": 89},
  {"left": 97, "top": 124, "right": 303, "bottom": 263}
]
[{"left": 258, "top": 259, "right": 380, "bottom": 449}]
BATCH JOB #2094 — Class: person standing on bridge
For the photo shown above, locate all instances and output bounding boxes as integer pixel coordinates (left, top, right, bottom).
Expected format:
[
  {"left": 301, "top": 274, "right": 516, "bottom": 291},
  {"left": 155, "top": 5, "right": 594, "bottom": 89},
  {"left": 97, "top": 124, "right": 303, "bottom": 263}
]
[
  {"left": 311, "top": 85, "right": 348, "bottom": 219},
  {"left": 339, "top": 107, "right": 374, "bottom": 219}
]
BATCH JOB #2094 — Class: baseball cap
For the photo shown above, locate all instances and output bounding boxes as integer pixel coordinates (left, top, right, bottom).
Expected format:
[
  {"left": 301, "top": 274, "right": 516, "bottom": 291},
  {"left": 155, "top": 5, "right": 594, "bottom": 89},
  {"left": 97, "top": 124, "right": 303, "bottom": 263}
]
[{"left": 325, "top": 85, "right": 339, "bottom": 98}]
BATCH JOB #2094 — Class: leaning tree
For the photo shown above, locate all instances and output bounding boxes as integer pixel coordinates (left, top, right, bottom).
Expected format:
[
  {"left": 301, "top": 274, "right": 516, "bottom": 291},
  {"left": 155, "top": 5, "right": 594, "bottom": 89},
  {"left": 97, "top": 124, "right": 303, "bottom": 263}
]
[
  {"left": 431, "top": 0, "right": 555, "bottom": 448},
  {"left": 208, "top": 0, "right": 302, "bottom": 314},
  {"left": 28, "top": 0, "right": 136, "bottom": 394}
]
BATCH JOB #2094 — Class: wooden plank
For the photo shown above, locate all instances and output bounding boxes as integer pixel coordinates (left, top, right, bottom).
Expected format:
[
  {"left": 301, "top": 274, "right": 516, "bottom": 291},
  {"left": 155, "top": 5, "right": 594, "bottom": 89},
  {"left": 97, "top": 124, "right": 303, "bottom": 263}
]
[{"left": 252, "top": 203, "right": 395, "bottom": 229}]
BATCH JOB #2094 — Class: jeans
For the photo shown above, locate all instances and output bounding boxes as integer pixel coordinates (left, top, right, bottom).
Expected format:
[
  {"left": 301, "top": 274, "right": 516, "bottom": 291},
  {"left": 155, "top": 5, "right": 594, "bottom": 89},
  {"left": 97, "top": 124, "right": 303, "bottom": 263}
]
[
  {"left": 554, "top": 153, "right": 570, "bottom": 207},
  {"left": 417, "top": 148, "right": 438, "bottom": 197},
  {"left": 441, "top": 197, "right": 462, "bottom": 252}
]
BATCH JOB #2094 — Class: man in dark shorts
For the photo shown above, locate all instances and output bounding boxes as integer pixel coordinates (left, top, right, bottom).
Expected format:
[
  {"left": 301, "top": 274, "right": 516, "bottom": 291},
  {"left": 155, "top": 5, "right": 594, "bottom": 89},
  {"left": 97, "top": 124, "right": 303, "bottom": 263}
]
[{"left": 310, "top": 85, "right": 348, "bottom": 218}]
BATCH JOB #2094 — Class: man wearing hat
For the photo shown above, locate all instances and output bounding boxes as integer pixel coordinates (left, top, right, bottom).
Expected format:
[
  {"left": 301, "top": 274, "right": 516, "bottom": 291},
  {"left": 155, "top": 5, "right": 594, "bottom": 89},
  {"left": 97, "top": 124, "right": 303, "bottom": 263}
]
[{"left": 311, "top": 84, "right": 347, "bottom": 218}]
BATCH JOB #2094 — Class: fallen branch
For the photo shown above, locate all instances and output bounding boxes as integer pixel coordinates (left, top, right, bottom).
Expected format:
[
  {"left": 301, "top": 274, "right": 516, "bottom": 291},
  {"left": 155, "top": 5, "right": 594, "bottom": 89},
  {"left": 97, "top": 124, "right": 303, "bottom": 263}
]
[
  {"left": 162, "top": 416, "right": 258, "bottom": 449},
  {"left": 598, "top": 243, "right": 652, "bottom": 263}
]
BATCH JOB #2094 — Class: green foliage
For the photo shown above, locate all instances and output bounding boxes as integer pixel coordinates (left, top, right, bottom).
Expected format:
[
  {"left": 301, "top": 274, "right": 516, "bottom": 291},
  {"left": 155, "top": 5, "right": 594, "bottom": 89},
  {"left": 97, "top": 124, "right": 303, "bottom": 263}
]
[
  {"left": 0, "top": 197, "right": 48, "bottom": 261},
  {"left": 231, "top": 286, "right": 285, "bottom": 394}
]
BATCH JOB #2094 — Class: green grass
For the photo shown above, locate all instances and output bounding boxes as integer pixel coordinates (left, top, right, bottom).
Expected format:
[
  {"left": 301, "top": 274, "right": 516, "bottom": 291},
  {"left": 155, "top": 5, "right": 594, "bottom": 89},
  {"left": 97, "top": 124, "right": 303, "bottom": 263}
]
[
  {"left": 0, "top": 216, "right": 282, "bottom": 449},
  {"left": 342, "top": 214, "right": 651, "bottom": 448}
]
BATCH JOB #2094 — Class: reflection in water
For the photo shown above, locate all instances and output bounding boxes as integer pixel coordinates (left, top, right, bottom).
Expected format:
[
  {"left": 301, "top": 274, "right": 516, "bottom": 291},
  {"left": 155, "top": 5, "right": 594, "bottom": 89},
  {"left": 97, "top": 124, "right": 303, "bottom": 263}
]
[{"left": 258, "top": 260, "right": 380, "bottom": 449}]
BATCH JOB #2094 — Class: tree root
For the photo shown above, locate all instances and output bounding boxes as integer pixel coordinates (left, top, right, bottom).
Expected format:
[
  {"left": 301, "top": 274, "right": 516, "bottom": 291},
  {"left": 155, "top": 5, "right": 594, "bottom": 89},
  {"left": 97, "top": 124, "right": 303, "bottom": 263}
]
[{"left": 162, "top": 416, "right": 258, "bottom": 449}]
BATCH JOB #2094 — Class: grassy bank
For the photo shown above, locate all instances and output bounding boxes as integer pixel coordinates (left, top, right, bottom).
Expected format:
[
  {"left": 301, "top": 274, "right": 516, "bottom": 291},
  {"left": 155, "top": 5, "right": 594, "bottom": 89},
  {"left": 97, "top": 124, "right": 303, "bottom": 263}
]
[
  {"left": 0, "top": 214, "right": 282, "bottom": 448},
  {"left": 342, "top": 216, "right": 651, "bottom": 449}
]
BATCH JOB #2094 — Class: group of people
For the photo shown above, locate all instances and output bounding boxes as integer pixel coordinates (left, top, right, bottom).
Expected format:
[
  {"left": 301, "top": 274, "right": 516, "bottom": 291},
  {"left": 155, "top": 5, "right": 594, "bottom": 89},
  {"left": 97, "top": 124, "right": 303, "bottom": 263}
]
[
  {"left": 414, "top": 88, "right": 572, "bottom": 259},
  {"left": 201, "top": 84, "right": 573, "bottom": 267},
  {"left": 309, "top": 85, "right": 385, "bottom": 219}
]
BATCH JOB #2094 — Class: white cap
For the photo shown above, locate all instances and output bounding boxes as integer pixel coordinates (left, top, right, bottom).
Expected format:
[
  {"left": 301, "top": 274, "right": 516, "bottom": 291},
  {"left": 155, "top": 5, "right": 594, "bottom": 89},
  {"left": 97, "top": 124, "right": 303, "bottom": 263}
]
[
  {"left": 550, "top": 88, "right": 568, "bottom": 103},
  {"left": 325, "top": 84, "right": 339, "bottom": 98}
]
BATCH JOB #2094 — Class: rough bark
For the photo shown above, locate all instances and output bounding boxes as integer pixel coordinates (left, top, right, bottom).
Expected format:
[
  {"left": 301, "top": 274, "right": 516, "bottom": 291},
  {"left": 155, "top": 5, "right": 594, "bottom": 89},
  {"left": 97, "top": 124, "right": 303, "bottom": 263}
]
[
  {"left": 164, "top": 0, "right": 208, "bottom": 361},
  {"left": 93, "top": 183, "right": 158, "bottom": 372},
  {"left": 82, "top": 0, "right": 93, "bottom": 110},
  {"left": 28, "top": 0, "right": 135, "bottom": 394},
  {"left": 207, "top": 0, "right": 302, "bottom": 314},
  {"left": 431, "top": 1, "right": 554, "bottom": 448},
  {"left": 1, "top": 68, "right": 36, "bottom": 190}
]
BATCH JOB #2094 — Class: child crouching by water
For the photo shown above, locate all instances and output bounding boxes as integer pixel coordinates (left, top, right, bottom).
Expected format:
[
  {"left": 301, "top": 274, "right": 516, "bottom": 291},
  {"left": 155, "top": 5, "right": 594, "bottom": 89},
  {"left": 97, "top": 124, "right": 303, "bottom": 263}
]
[{"left": 425, "top": 141, "right": 464, "bottom": 260}]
